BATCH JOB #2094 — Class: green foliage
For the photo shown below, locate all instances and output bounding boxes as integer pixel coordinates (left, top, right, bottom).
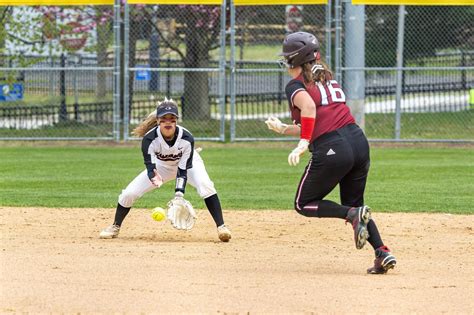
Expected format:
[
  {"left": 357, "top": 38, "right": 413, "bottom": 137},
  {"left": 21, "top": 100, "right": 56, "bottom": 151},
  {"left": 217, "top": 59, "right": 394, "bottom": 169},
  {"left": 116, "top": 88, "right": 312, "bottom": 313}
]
[
  {"left": 0, "top": 144, "right": 472, "bottom": 214},
  {"left": 404, "top": 7, "right": 474, "bottom": 60},
  {"left": 365, "top": 6, "right": 473, "bottom": 67}
]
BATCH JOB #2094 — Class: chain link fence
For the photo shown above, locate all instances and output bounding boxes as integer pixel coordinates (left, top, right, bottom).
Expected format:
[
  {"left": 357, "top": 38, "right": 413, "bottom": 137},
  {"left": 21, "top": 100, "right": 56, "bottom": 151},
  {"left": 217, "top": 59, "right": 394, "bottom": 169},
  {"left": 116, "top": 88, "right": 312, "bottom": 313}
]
[
  {"left": 0, "top": 6, "right": 118, "bottom": 140},
  {"left": 346, "top": 5, "right": 474, "bottom": 141},
  {"left": 122, "top": 3, "right": 226, "bottom": 141},
  {"left": 230, "top": 4, "right": 328, "bottom": 141},
  {"left": 0, "top": 3, "right": 472, "bottom": 142},
  {"left": 230, "top": 4, "right": 473, "bottom": 141}
]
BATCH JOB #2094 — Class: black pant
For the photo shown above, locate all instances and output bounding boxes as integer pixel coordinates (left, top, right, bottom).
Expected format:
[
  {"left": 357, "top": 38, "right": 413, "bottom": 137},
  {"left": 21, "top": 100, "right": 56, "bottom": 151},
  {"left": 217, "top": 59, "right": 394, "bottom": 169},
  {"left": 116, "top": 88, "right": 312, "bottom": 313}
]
[{"left": 294, "top": 124, "right": 370, "bottom": 211}]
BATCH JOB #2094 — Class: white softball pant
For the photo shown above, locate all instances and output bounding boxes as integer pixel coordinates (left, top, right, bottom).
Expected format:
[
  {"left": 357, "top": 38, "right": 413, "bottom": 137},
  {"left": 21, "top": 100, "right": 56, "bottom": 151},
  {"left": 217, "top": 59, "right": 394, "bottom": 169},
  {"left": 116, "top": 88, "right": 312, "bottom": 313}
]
[{"left": 118, "top": 151, "right": 217, "bottom": 208}]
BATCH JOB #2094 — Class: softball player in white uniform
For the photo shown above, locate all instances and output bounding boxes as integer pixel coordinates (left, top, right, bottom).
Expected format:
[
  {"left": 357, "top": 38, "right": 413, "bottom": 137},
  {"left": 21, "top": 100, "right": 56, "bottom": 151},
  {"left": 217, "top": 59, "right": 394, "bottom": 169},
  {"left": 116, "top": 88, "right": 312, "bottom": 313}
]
[{"left": 100, "top": 99, "right": 231, "bottom": 242}]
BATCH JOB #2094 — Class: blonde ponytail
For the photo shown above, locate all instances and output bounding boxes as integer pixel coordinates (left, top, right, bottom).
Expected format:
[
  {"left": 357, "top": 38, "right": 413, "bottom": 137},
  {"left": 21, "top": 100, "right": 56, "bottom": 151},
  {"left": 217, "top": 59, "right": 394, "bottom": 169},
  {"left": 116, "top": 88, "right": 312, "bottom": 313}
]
[{"left": 132, "top": 111, "right": 158, "bottom": 137}]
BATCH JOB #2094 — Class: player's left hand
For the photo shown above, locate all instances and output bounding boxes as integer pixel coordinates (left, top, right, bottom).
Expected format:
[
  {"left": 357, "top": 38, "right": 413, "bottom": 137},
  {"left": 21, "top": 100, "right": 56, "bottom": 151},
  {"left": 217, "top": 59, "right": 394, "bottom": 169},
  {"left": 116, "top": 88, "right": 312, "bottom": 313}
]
[
  {"left": 288, "top": 139, "right": 309, "bottom": 166},
  {"left": 167, "top": 192, "right": 197, "bottom": 230}
]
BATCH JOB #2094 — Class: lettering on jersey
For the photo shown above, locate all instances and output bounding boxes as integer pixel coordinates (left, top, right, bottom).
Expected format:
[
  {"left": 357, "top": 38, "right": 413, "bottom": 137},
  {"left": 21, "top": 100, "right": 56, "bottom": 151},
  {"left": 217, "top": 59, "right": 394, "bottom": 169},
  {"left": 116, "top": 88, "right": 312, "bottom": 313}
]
[{"left": 155, "top": 151, "right": 183, "bottom": 161}]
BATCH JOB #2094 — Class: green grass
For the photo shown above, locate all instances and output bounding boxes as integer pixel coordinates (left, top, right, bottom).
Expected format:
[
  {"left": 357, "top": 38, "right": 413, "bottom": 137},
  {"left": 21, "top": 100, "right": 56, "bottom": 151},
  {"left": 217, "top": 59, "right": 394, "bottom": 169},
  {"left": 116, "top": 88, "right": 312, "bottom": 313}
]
[
  {"left": 1, "top": 110, "right": 472, "bottom": 140},
  {"left": 0, "top": 144, "right": 472, "bottom": 214},
  {"left": 365, "top": 111, "right": 473, "bottom": 140},
  {"left": 233, "top": 111, "right": 474, "bottom": 140},
  {"left": 0, "top": 122, "right": 115, "bottom": 138},
  {"left": 135, "top": 42, "right": 282, "bottom": 62},
  {"left": 1, "top": 94, "right": 114, "bottom": 107}
]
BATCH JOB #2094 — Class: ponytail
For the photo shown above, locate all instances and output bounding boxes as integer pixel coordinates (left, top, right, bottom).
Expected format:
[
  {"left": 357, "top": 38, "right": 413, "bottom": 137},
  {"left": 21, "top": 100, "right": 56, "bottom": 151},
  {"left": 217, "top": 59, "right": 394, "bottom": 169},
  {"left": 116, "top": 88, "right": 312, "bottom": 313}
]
[
  {"left": 301, "top": 61, "right": 333, "bottom": 85},
  {"left": 132, "top": 111, "right": 158, "bottom": 137}
]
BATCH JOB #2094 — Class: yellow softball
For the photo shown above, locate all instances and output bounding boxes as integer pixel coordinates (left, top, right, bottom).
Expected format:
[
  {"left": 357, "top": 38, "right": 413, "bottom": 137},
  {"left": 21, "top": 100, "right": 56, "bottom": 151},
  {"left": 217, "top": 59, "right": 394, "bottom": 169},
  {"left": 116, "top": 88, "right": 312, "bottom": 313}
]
[{"left": 151, "top": 207, "right": 166, "bottom": 222}]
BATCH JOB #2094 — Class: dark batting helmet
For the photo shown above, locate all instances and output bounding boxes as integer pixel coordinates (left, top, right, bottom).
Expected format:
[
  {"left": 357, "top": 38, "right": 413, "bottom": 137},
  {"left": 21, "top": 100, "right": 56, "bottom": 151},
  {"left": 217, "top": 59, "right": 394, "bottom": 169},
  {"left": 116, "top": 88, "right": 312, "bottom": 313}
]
[{"left": 279, "top": 32, "right": 320, "bottom": 68}]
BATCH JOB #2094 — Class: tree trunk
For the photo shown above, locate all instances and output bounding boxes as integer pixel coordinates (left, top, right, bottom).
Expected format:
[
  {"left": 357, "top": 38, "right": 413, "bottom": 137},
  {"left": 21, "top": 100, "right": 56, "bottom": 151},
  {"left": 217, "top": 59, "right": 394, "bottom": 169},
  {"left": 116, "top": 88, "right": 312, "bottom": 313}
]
[
  {"left": 0, "top": 8, "right": 8, "bottom": 67},
  {"left": 183, "top": 25, "right": 210, "bottom": 120}
]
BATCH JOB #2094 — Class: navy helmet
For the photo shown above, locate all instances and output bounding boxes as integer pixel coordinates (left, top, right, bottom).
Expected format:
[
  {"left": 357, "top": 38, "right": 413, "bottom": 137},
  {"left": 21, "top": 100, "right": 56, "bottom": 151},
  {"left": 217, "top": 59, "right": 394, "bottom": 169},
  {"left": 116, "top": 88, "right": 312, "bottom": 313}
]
[{"left": 156, "top": 98, "right": 179, "bottom": 118}]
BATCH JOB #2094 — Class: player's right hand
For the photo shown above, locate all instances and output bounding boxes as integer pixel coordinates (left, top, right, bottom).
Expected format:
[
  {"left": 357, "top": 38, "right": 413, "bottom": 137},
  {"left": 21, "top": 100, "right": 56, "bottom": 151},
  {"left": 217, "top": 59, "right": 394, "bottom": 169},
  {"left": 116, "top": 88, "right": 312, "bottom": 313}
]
[
  {"left": 265, "top": 116, "right": 289, "bottom": 134},
  {"left": 151, "top": 169, "right": 163, "bottom": 187}
]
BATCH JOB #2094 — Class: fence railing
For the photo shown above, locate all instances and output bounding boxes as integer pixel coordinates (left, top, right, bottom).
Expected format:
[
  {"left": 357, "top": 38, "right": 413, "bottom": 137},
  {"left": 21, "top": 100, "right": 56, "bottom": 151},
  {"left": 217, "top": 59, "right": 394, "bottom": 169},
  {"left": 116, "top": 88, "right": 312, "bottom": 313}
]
[{"left": 0, "top": 4, "right": 472, "bottom": 142}]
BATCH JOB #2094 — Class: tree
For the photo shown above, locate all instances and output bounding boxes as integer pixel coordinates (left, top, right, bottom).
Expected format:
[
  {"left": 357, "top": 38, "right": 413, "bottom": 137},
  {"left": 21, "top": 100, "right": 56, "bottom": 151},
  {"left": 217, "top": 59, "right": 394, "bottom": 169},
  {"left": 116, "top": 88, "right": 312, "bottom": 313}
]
[
  {"left": 403, "top": 6, "right": 474, "bottom": 60},
  {"left": 0, "top": 7, "right": 12, "bottom": 68},
  {"left": 37, "top": 6, "right": 113, "bottom": 99},
  {"left": 0, "top": 6, "right": 113, "bottom": 96},
  {"left": 0, "top": 7, "right": 44, "bottom": 81},
  {"left": 143, "top": 5, "right": 222, "bottom": 120},
  {"left": 365, "top": 6, "right": 474, "bottom": 67}
]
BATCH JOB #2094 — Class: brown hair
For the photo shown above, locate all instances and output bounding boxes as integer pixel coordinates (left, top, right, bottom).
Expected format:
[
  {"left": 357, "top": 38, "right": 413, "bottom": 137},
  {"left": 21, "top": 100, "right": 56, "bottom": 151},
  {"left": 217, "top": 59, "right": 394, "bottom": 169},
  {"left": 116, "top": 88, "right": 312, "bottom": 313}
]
[
  {"left": 301, "top": 60, "right": 333, "bottom": 85},
  {"left": 132, "top": 111, "right": 158, "bottom": 137}
]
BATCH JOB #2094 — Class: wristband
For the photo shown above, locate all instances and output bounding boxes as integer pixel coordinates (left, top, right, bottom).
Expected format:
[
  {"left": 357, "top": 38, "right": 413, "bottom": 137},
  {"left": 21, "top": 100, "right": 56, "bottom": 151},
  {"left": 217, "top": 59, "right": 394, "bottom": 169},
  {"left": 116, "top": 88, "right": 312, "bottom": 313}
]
[
  {"left": 175, "top": 177, "right": 186, "bottom": 193},
  {"left": 300, "top": 116, "right": 315, "bottom": 141}
]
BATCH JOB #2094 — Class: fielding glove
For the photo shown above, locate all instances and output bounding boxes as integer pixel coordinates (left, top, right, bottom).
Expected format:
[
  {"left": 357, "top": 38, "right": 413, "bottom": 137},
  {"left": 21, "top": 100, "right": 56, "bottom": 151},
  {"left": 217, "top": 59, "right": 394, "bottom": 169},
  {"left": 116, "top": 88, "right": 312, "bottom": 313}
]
[
  {"left": 167, "top": 192, "right": 197, "bottom": 230},
  {"left": 265, "top": 116, "right": 289, "bottom": 134},
  {"left": 288, "top": 139, "right": 309, "bottom": 166}
]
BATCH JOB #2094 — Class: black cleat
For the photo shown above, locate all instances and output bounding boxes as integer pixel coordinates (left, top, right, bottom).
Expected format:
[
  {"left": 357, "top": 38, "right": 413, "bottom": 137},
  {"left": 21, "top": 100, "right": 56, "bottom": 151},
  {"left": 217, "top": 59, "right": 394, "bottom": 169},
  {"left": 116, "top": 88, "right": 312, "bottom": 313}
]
[
  {"left": 367, "top": 246, "right": 397, "bottom": 274},
  {"left": 346, "top": 206, "right": 371, "bottom": 249}
]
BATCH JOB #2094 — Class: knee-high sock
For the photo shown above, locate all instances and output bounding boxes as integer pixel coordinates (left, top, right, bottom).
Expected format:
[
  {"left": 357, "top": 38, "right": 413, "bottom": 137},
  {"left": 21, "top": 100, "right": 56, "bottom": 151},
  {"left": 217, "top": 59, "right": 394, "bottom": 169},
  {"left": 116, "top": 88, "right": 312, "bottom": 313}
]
[
  {"left": 296, "top": 200, "right": 350, "bottom": 219},
  {"left": 204, "top": 194, "right": 224, "bottom": 227},
  {"left": 113, "top": 203, "right": 131, "bottom": 227},
  {"left": 367, "top": 219, "right": 384, "bottom": 250}
]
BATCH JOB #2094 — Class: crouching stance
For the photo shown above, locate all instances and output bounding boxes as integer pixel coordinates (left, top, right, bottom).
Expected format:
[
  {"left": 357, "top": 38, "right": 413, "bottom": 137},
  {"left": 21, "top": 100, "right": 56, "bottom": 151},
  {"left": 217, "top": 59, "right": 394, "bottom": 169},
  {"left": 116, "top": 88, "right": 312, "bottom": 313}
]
[
  {"left": 267, "top": 31, "right": 396, "bottom": 274},
  {"left": 100, "top": 99, "right": 231, "bottom": 242}
]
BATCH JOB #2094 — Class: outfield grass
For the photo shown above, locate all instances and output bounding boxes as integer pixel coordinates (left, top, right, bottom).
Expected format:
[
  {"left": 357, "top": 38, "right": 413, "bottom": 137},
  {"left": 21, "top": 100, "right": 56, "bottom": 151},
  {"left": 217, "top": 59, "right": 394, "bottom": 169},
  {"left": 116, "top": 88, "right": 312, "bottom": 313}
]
[
  {"left": 1, "top": 110, "right": 472, "bottom": 140},
  {"left": 0, "top": 143, "right": 472, "bottom": 214}
]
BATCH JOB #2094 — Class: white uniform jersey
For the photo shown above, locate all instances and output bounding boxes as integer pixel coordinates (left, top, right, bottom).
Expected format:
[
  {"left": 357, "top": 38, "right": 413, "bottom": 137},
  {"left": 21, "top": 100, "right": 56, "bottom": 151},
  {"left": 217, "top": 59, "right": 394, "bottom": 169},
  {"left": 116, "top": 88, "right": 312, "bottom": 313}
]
[
  {"left": 142, "top": 125, "right": 194, "bottom": 180},
  {"left": 117, "top": 124, "right": 218, "bottom": 208}
]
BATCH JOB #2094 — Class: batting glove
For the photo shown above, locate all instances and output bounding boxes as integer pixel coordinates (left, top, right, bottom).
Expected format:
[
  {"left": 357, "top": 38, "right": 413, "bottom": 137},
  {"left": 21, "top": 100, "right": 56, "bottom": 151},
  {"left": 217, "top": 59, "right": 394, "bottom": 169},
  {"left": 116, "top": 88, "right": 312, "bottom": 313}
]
[
  {"left": 288, "top": 139, "right": 309, "bottom": 166},
  {"left": 265, "top": 116, "right": 289, "bottom": 134}
]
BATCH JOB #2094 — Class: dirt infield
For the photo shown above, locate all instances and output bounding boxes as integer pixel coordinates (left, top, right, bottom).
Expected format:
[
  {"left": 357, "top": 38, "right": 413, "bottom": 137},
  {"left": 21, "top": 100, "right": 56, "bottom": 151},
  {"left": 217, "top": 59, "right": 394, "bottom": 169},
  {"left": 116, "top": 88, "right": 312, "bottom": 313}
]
[{"left": 1, "top": 207, "right": 473, "bottom": 314}]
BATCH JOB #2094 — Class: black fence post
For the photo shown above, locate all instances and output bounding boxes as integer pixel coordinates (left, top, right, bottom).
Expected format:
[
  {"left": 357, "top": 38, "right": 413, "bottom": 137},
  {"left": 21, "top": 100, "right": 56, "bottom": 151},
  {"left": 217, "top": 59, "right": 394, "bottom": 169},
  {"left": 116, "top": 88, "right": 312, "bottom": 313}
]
[
  {"left": 73, "top": 55, "right": 80, "bottom": 121},
  {"left": 74, "top": 103, "right": 79, "bottom": 121},
  {"left": 461, "top": 50, "right": 466, "bottom": 90},
  {"left": 59, "top": 53, "right": 67, "bottom": 122},
  {"left": 166, "top": 58, "right": 171, "bottom": 99},
  {"left": 278, "top": 71, "right": 283, "bottom": 106}
]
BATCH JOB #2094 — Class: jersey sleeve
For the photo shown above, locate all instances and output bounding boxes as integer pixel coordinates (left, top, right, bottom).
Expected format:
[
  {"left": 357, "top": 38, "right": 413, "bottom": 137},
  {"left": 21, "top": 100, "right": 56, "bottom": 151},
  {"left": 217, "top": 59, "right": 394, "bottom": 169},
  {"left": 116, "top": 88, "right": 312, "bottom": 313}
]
[
  {"left": 141, "top": 129, "right": 157, "bottom": 180},
  {"left": 285, "top": 79, "right": 306, "bottom": 107},
  {"left": 175, "top": 129, "right": 194, "bottom": 194},
  {"left": 177, "top": 130, "right": 194, "bottom": 171}
]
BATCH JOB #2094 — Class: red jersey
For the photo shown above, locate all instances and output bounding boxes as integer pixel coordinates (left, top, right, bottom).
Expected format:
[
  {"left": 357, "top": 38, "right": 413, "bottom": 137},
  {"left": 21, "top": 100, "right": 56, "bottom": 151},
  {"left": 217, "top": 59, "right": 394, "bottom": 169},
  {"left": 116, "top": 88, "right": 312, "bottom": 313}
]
[{"left": 285, "top": 75, "right": 355, "bottom": 142}]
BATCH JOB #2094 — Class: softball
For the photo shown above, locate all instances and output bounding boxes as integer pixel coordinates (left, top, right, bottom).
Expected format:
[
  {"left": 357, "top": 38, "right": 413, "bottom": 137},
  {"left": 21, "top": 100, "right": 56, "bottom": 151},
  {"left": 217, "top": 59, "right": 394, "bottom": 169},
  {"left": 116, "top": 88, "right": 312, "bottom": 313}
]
[{"left": 151, "top": 207, "right": 166, "bottom": 222}]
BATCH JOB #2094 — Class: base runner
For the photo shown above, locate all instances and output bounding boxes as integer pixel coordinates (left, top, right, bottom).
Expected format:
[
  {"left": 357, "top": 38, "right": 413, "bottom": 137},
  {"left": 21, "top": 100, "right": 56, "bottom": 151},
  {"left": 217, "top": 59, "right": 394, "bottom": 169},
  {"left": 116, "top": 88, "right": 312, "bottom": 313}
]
[{"left": 266, "top": 31, "right": 396, "bottom": 274}]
